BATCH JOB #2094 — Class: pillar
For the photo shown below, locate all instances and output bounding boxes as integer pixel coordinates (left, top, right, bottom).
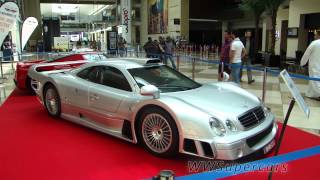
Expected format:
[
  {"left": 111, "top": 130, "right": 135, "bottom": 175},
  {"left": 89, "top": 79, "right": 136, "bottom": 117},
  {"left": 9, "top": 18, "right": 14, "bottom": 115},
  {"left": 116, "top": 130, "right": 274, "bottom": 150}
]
[
  {"left": 180, "top": 0, "right": 189, "bottom": 41},
  {"left": 262, "top": 19, "right": 267, "bottom": 52}
]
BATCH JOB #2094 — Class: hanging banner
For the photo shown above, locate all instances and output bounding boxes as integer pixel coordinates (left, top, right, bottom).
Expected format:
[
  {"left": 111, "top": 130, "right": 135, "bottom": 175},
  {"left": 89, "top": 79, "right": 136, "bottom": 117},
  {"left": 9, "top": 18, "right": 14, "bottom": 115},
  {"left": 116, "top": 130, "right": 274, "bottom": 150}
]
[
  {"left": 21, "top": 17, "right": 38, "bottom": 50},
  {"left": 0, "top": 2, "right": 19, "bottom": 45},
  {"left": 120, "top": 0, "right": 131, "bottom": 44}
]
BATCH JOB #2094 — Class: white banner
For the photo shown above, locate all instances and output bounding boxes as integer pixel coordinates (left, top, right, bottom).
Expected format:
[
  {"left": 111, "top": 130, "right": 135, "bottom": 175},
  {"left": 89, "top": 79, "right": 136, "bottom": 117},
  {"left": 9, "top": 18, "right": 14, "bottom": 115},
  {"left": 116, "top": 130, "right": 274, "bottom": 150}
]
[
  {"left": 0, "top": 2, "right": 19, "bottom": 46},
  {"left": 21, "top": 17, "right": 38, "bottom": 50},
  {"left": 120, "top": 0, "right": 131, "bottom": 44}
]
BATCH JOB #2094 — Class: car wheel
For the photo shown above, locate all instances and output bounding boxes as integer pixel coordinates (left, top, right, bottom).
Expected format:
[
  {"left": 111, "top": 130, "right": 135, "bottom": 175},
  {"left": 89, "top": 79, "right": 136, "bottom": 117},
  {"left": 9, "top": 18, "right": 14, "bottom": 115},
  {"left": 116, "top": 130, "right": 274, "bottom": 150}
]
[
  {"left": 138, "top": 107, "right": 179, "bottom": 157},
  {"left": 44, "top": 84, "right": 61, "bottom": 118}
]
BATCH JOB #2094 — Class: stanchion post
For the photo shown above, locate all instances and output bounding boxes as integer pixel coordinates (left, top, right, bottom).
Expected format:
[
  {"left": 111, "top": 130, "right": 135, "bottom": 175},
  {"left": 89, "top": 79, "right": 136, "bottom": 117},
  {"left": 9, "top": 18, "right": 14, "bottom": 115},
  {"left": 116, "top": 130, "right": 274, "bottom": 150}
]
[
  {"left": 176, "top": 55, "right": 180, "bottom": 71},
  {"left": 268, "top": 98, "right": 296, "bottom": 180},
  {"left": 192, "top": 58, "right": 195, "bottom": 80},
  {"left": 262, "top": 67, "right": 268, "bottom": 102},
  {"left": 0, "top": 57, "right": 3, "bottom": 81},
  {"left": 11, "top": 55, "right": 15, "bottom": 75}
]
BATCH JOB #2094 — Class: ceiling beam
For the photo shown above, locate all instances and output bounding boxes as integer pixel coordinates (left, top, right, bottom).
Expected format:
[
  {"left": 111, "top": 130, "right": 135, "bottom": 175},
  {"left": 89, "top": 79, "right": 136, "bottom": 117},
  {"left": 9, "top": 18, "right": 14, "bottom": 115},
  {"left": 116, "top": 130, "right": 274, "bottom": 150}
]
[{"left": 40, "top": 0, "right": 116, "bottom": 5}]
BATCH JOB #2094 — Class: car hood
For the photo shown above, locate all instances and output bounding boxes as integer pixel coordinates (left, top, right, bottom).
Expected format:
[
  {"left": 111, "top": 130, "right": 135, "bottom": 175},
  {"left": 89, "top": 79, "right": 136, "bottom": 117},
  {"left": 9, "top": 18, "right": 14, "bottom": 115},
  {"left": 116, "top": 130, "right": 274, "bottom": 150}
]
[{"left": 163, "top": 82, "right": 260, "bottom": 118}]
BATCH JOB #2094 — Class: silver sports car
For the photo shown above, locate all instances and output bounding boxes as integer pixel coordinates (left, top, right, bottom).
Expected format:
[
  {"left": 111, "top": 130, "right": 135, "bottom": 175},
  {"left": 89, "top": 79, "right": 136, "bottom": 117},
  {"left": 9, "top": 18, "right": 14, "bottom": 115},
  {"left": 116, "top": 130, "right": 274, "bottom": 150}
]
[{"left": 28, "top": 58, "right": 277, "bottom": 160}]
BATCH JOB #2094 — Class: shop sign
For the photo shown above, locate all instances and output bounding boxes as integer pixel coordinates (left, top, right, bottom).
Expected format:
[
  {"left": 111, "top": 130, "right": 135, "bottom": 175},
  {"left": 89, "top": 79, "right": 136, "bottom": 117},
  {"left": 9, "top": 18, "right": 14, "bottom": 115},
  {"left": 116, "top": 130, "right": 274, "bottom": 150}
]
[
  {"left": 0, "top": 1, "right": 19, "bottom": 45},
  {"left": 21, "top": 17, "right": 38, "bottom": 50},
  {"left": 120, "top": 0, "right": 131, "bottom": 43}
]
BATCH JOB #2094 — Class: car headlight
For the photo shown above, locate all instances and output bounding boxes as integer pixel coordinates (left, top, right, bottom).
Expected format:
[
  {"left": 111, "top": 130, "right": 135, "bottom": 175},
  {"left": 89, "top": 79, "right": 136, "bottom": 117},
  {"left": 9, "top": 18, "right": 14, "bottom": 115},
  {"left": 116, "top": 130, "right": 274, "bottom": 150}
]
[
  {"left": 209, "top": 117, "right": 226, "bottom": 136},
  {"left": 263, "top": 106, "right": 270, "bottom": 117},
  {"left": 226, "top": 119, "right": 237, "bottom": 132}
]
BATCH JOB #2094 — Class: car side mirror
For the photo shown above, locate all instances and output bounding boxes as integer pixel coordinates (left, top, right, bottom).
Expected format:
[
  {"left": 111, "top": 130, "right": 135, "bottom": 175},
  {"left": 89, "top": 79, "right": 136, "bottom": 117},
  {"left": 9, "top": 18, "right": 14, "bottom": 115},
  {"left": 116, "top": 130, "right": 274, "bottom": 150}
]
[{"left": 140, "top": 85, "right": 160, "bottom": 99}]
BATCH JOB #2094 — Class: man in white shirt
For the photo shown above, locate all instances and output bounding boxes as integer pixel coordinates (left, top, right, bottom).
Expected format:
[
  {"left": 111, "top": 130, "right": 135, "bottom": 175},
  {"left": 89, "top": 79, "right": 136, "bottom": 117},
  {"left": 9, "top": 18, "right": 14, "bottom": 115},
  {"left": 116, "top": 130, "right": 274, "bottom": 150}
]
[
  {"left": 230, "top": 31, "right": 246, "bottom": 84},
  {"left": 300, "top": 30, "right": 320, "bottom": 100}
]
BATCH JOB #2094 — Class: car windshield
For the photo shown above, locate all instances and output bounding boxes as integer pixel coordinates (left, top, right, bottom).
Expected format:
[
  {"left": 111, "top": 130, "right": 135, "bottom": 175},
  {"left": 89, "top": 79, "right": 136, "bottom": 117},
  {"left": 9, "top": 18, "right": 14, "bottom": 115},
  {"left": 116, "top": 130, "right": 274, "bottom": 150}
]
[{"left": 128, "top": 65, "right": 201, "bottom": 93}]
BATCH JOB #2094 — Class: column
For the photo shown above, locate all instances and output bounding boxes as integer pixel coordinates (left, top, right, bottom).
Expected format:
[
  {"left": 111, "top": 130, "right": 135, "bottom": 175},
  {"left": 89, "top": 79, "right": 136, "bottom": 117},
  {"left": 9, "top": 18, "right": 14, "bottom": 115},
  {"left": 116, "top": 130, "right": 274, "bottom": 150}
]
[
  {"left": 180, "top": 0, "right": 189, "bottom": 41},
  {"left": 262, "top": 19, "right": 267, "bottom": 52}
]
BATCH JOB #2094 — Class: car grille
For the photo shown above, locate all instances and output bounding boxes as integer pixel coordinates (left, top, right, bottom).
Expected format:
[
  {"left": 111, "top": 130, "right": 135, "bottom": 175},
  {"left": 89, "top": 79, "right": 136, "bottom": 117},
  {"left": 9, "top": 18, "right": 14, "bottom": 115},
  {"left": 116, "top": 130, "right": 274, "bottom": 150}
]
[
  {"left": 246, "top": 123, "right": 274, "bottom": 148},
  {"left": 238, "top": 106, "right": 265, "bottom": 128}
]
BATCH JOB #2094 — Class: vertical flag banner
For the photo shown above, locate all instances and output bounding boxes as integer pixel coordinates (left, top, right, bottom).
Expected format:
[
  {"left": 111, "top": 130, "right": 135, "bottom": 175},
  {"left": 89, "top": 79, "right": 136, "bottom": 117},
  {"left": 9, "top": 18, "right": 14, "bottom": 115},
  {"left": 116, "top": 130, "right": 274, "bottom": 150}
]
[
  {"left": 0, "top": 2, "right": 19, "bottom": 45},
  {"left": 120, "top": 0, "right": 131, "bottom": 44},
  {"left": 21, "top": 17, "right": 38, "bottom": 50}
]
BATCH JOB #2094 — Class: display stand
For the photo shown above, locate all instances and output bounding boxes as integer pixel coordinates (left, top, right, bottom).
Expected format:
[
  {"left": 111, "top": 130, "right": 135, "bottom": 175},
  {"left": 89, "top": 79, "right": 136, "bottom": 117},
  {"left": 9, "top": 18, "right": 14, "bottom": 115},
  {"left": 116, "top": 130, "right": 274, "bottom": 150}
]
[
  {"left": 268, "top": 70, "right": 310, "bottom": 180},
  {"left": 268, "top": 98, "right": 295, "bottom": 180}
]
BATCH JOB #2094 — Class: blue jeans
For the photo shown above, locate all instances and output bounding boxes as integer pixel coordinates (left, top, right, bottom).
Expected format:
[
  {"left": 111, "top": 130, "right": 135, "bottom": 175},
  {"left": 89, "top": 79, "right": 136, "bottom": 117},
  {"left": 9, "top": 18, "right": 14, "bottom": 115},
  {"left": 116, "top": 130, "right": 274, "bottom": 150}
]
[
  {"left": 231, "top": 63, "right": 241, "bottom": 84},
  {"left": 165, "top": 54, "right": 176, "bottom": 69}
]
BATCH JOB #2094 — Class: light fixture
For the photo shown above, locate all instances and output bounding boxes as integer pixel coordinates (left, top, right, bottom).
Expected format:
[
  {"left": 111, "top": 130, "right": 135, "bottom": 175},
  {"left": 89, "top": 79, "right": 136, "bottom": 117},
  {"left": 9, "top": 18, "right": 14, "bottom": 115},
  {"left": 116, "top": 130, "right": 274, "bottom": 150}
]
[{"left": 52, "top": 4, "right": 79, "bottom": 15}]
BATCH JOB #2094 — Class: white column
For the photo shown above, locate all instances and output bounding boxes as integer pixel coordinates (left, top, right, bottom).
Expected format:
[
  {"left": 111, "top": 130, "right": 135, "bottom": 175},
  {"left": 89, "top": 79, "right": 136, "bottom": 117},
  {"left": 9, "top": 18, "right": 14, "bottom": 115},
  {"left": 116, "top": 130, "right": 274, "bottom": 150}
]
[{"left": 262, "top": 19, "right": 267, "bottom": 52}]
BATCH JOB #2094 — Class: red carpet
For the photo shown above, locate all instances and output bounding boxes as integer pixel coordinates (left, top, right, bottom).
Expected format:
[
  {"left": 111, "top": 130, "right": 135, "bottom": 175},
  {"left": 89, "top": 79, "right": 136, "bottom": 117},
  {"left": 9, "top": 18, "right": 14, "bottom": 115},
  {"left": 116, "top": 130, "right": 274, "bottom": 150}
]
[{"left": 0, "top": 90, "right": 319, "bottom": 180}]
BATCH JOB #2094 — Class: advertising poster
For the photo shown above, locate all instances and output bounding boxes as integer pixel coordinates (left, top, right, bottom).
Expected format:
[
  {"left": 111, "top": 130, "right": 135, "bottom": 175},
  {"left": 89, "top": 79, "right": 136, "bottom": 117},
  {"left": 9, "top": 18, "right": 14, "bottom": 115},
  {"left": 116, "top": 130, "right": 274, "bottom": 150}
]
[
  {"left": 0, "top": 2, "right": 19, "bottom": 45},
  {"left": 53, "top": 37, "right": 70, "bottom": 51},
  {"left": 107, "top": 31, "right": 117, "bottom": 51},
  {"left": 120, "top": 0, "right": 131, "bottom": 43},
  {"left": 21, "top": 17, "right": 38, "bottom": 50},
  {"left": 148, "top": 0, "right": 168, "bottom": 34}
]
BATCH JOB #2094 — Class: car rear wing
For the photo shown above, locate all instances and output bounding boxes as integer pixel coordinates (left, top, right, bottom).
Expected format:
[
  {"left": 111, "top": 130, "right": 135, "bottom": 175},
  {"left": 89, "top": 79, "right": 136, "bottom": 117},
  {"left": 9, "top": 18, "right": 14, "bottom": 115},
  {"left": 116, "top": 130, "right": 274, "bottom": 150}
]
[
  {"left": 28, "top": 60, "right": 87, "bottom": 83},
  {"left": 112, "top": 57, "right": 162, "bottom": 65}
]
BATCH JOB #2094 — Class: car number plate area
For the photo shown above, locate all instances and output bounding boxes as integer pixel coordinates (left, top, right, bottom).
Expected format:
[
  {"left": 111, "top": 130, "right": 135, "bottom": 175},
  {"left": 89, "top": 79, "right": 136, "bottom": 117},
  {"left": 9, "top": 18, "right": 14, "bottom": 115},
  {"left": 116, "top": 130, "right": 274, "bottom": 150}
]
[{"left": 264, "top": 139, "right": 276, "bottom": 154}]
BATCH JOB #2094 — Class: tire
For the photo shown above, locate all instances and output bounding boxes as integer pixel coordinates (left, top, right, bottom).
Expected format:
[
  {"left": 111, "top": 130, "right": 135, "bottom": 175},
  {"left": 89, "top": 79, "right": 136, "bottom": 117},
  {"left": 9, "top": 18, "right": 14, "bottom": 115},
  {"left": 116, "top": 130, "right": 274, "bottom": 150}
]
[
  {"left": 137, "top": 107, "right": 179, "bottom": 157},
  {"left": 43, "top": 84, "right": 61, "bottom": 118}
]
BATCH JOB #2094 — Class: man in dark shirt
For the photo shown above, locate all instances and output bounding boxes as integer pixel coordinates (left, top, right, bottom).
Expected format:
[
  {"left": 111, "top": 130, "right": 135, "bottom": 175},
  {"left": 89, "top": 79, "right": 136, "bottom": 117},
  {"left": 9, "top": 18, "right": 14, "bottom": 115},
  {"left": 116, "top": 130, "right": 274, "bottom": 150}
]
[
  {"left": 241, "top": 30, "right": 255, "bottom": 84},
  {"left": 219, "top": 31, "right": 232, "bottom": 81},
  {"left": 143, "top": 37, "right": 153, "bottom": 58}
]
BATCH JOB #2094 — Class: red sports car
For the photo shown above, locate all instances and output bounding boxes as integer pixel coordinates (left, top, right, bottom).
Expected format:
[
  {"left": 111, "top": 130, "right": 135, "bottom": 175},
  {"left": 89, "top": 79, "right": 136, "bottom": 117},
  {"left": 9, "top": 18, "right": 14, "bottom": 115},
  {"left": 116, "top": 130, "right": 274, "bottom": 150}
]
[{"left": 14, "top": 53, "right": 107, "bottom": 92}]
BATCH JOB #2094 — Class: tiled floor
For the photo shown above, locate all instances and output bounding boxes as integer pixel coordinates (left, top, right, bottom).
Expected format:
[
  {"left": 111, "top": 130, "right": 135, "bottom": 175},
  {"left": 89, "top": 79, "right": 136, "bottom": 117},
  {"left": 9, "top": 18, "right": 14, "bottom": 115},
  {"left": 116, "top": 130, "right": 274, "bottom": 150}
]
[{"left": 0, "top": 56, "right": 319, "bottom": 136}]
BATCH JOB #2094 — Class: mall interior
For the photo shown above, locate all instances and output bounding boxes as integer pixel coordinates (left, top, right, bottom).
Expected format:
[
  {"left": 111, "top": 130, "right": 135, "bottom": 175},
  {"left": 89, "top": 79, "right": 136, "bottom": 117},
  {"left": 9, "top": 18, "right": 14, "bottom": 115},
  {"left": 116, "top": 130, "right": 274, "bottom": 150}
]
[{"left": 0, "top": 0, "right": 320, "bottom": 180}]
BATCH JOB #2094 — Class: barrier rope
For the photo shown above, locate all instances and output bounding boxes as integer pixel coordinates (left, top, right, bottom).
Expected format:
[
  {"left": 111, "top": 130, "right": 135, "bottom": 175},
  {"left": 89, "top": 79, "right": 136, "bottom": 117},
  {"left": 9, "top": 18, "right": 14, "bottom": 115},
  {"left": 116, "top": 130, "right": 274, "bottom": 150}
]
[{"left": 1, "top": 51, "right": 319, "bottom": 82}]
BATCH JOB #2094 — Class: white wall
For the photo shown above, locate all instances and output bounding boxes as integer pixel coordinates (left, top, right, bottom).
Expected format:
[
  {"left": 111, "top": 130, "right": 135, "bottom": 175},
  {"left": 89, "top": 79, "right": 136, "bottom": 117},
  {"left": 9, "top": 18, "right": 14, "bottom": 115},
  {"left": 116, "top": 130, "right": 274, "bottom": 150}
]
[
  {"left": 287, "top": 0, "right": 320, "bottom": 57},
  {"left": 275, "top": 8, "right": 289, "bottom": 55}
]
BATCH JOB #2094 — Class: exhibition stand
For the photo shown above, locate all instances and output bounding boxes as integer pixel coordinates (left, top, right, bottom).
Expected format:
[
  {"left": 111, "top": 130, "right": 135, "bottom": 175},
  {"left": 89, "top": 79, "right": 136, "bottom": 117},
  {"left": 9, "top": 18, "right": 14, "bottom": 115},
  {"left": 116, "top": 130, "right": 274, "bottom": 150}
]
[{"left": 0, "top": 90, "right": 319, "bottom": 180}]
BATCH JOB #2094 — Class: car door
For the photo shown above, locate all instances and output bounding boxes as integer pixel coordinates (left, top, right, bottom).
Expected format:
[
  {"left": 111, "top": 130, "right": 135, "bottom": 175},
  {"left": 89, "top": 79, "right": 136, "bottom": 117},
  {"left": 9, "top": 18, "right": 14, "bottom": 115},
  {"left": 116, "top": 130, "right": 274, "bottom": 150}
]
[
  {"left": 87, "top": 66, "right": 134, "bottom": 129},
  {"left": 66, "top": 66, "right": 102, "bottom": 117}
]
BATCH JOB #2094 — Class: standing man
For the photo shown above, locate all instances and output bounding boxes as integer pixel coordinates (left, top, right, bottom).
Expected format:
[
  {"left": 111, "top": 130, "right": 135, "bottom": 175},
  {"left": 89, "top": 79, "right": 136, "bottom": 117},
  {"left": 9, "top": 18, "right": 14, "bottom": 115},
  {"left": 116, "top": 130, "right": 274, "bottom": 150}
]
[
  {"left": 164, "top": 36, "right": 176, "bottom": 69},
  {"left": 241, "top": 30, "right": 255, "bottom": 84},
  {"left": 118, "top": 36, "right": 127, "bottom": 57},
  {"left": 97, "top": 39, "right": 102, "bottom": 51},
  {"left": 300, "top": 30, "right": 320, "bottom": 100},
  {"left": 219, "top": 31, "right": 232, "bottom": 81},
  {"left": 230, "top": 31, "right": 246, "bottom": 84},
  {"left": 144, "top": 37, "right": 153, "bottom": 58}
]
